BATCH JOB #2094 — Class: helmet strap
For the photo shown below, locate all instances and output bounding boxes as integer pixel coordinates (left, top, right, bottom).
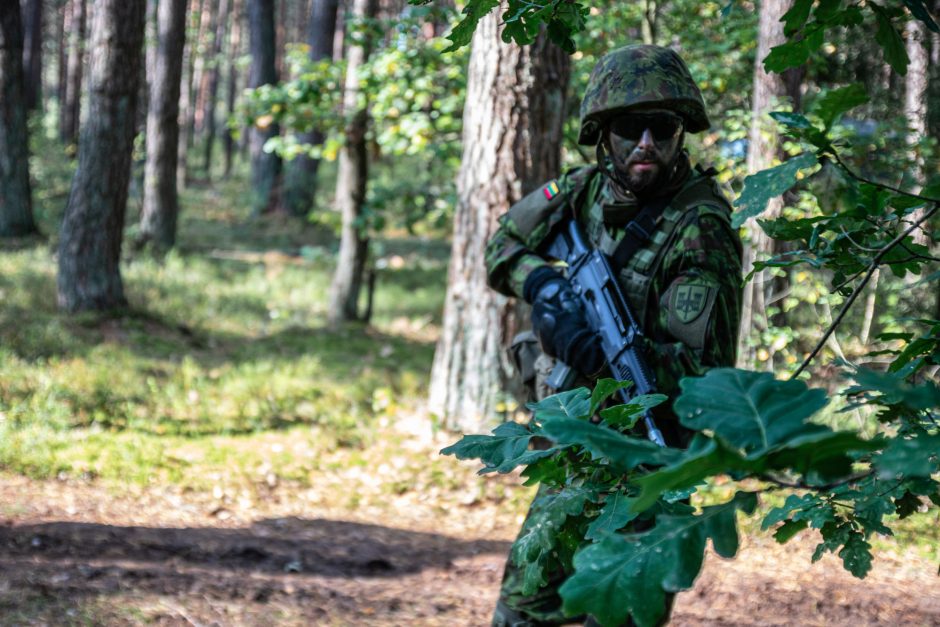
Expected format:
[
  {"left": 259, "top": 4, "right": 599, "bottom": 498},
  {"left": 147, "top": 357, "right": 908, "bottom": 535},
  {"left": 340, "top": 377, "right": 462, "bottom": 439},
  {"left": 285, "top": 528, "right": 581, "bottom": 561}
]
[{"left": 595, "top": 141, "right": 633, "bottom": 201}]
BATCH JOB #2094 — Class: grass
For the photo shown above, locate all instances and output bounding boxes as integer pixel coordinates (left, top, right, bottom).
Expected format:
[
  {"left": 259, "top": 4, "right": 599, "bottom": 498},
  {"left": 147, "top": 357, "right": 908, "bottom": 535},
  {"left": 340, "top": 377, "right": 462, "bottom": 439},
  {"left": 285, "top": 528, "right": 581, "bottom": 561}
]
[{"left": 2, "top": 135, "right": 450, "bottom": 495}]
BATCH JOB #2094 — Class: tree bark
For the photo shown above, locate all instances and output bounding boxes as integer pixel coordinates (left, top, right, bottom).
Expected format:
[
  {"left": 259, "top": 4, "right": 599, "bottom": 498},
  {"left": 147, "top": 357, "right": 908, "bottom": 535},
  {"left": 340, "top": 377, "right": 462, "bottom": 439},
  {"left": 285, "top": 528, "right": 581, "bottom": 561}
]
[
  {"left": 737, "top": 0, "right": 790, "bottom": 369},
  {"left": 192, "top": 0, "right": 218, "bottom": 140},
  {"left": 428, "top": 16, "right": 571, "bottom": 433},
  {"left": 60, "top": 0, "right": 86, "bottom": 144},
  {"left": 57, "top": 0, "right": 146, "bottom": 313},
  {"left": 177, "top": 0, "right": 203, "bottom": 189},
  {"left": 905, "top": 17, "right": 929, "bottom": 246},
  {"left": 0, "top": 1, "right": 37, "bottom": 237},
  {"left": 57, "top": 0, "right": 68, "bottom": 111},
  {"left": 248, "top": 0, "right": 281, "bottom": 214},
  {"left": 223, "top": 0, "right": 242, "bottom": 178},
  {"left": 138, "top": 0, "right": 188, "bottom": 252},
  {"left": 641, "top": 0, "right": 659, "bottom": 45},
  {"left": 281, "top": 0, "right": 340, "bottom": 216},
  {"left": 21, "top": 0, "right": 42, "bottom": 111},
  {"left": 202, "top": 0, "right": 230, "bottom": 178},
  {"left": 327, "top": 0, "right": 379, "bottom": 323}
]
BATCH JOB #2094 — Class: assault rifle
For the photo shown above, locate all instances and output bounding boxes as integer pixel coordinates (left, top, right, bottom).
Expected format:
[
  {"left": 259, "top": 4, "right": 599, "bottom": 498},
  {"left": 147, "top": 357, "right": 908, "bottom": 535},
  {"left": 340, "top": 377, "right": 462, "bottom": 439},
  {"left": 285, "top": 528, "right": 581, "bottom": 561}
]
[{"left": 543, "top": 218, "right": 667, "bottom": 447}]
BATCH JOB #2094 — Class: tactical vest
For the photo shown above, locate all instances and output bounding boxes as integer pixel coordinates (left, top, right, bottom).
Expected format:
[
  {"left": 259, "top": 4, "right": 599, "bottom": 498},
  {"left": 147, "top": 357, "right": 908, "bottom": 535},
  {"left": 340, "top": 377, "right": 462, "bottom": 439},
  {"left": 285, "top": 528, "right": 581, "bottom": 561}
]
[{"left": 573, "top": 168, "right": 734, "bottom": 326}]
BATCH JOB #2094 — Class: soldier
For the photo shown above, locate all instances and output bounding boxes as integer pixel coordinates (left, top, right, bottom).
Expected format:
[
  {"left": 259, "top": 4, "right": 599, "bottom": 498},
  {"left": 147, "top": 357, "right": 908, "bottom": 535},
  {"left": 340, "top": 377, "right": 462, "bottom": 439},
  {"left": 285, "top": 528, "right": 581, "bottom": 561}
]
[{"left": 485, "top": 45, "right": 744, "bottom": 626}]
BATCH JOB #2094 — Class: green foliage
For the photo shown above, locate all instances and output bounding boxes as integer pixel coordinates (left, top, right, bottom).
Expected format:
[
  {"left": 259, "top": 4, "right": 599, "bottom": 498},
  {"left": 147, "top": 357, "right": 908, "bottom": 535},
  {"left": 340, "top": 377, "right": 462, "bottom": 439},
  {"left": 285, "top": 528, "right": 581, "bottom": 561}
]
[
  {"left": 440, "top": 421, "right": 557, "bottom": 474},
  {"left": 445, "top": 359, "right": 937, "bottom": 624},
  {"left": 511, "top": 486, "right": 594, "bottom": 594},
  {"left": 732, "top": 152, "right": 818, "bottom": 228},
  {"left": 762, "top": 1, "right": 925, "bottom": 75},
  {"left": 239, "top": 17, "right": 466, "bottom": 234},
  {"left": 559, "top": 493, "right": 756, "bottom": 627},
  {"left": 674, "top": 369, "right": 830, "bottom": 455},
  {"left": 432, "top": 0, "right": 588, "bottom": 52}
]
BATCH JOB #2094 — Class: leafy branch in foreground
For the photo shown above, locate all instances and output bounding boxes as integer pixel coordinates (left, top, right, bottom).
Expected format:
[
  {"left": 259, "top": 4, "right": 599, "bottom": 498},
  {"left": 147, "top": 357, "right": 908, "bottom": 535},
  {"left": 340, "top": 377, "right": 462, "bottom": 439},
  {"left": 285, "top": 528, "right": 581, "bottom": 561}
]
[
  {"left": 442, "top": 367, "right": 940, "bottom": 627},
  {"left": 733, "top": 82, "right": 940, "bottom": 381}
]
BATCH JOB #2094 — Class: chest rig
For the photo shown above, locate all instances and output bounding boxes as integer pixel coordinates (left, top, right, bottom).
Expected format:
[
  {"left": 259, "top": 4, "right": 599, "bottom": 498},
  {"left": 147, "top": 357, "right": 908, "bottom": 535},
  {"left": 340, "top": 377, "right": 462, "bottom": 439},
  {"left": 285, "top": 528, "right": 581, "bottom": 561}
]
[{"left": 572, "top": 168, "right": 733, "bottom": 326}]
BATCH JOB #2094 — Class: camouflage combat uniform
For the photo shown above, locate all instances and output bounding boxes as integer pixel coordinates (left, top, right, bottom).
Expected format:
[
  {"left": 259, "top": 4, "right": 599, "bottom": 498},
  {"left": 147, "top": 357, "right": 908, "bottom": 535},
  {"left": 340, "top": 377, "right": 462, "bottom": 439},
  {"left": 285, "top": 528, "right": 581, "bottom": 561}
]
[{"left": 484, "top": 45, "right": 744, "bottom": 626}]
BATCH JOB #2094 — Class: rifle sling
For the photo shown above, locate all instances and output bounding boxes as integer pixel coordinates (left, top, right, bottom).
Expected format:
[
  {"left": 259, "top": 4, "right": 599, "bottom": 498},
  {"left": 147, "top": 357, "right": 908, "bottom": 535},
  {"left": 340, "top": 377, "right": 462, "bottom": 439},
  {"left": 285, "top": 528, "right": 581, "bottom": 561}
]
[{"left": 609, "top": 198, "right": 668, "bottom": 273}]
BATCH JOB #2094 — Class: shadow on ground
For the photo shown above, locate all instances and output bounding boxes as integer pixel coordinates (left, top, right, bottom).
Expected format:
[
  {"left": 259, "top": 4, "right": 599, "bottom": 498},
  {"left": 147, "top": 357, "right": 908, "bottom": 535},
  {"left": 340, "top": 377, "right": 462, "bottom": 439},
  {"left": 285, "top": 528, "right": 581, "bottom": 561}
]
[{"left": 0, "top": 517, "right": 508, "bottom": 582}]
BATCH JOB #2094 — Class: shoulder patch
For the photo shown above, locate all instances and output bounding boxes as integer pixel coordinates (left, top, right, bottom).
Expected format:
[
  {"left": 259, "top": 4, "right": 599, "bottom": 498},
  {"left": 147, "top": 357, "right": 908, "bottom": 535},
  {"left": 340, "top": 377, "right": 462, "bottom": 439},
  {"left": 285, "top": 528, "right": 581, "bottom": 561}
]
[
  {"left": 673, "top": 282, "right": 711, "bottom": 323},
  {"left": 665, "top": 277, "right": 718, "bottom": 349}
]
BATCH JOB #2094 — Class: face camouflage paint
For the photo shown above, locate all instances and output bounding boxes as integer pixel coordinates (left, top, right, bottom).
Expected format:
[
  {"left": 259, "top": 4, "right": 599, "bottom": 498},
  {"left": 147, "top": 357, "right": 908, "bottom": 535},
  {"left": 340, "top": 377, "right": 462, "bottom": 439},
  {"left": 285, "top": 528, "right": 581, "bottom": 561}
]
[{"left": 606, "top": 110, "right": 685, "bottom": 195}]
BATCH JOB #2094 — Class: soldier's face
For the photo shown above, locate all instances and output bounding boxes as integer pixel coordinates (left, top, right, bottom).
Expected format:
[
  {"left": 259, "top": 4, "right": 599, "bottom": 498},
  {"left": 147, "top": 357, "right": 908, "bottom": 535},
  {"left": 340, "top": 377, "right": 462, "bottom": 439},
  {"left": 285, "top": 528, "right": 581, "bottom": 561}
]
[{"left": 605, "top": 111, "right": 684, "bottom": 194}]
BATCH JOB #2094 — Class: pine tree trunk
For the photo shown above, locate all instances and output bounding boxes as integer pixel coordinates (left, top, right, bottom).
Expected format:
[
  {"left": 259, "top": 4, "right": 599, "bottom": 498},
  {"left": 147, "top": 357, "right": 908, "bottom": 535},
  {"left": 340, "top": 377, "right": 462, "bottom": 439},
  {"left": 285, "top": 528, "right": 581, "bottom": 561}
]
[
  {"left": 57, "top": 0, "right": 68, "bottom": 111},
  {"left": 0, "top": 1, "right": 37, "bottom": 237},
  {"left": 21, "top": 0, "right": 42, "bottom": 111},
  {"left": 428, "top": 17, "right": 571, "bottom": 433},
  {"left": 223, "top": 0, "right": 242, "bottom": 178},
  {"left": 248, "top": 0, "right": 281, "bottom": 214},
  {"left": 737, "top": 0, "right": 790, "bottom": 369},
  {"left": 192, "top": 0, "right": 218, "bottom": 142},
  {"left": 177, "top": 0, "right": 203, "bottom": 189},
  {"left": 202, "top": 0, "right": 230, "bottom": 179},
  {"left": 60, "top": 0, "right": 86, "bottom": 144},
  {"left": 327, "top": 0, "right": 379, "bottom": 323},
  {"left": 281, "top": 0, "right": 339, "bottom": 216},
  {"left": 138, "top": 0, "right": 188, "bottom": 252},
  {"left": 57, "top": 0, "right": 146, "bottom": 313}
]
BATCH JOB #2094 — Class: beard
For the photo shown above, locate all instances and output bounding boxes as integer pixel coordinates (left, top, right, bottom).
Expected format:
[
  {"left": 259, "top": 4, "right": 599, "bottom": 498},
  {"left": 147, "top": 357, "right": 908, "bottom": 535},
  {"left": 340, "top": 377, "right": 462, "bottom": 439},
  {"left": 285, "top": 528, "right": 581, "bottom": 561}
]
[{"left": 614, "top": 149, "right": 674, "bottom": 196}]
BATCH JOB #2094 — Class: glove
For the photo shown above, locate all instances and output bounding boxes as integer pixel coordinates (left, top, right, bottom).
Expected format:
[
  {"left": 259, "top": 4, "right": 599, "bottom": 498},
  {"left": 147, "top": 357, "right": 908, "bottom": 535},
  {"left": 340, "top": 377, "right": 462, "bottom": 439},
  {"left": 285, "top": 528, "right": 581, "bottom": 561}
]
[{"left": 523, "top": 266, "right": 606, "bottom": 378}]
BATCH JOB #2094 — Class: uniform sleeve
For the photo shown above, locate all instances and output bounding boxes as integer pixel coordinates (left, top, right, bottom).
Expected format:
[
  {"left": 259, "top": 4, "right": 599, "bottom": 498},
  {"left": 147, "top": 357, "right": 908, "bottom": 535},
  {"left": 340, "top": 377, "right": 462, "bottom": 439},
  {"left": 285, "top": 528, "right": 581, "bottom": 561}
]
[
  {"left": 484, "top": 170, "right": 591, "bottom": 298},
  {"left": 484, "top": 215, "right": 551, "bottom": 298},
  {"left": 646, "top": 211, "right": 743, "bottom": 393}
]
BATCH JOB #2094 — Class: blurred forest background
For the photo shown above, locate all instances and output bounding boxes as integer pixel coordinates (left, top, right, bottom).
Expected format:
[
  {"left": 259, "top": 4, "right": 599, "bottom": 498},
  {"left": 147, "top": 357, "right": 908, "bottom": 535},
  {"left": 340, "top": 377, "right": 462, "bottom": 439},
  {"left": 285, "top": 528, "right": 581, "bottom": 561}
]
[{"left": 0, "top": 0, "right": 938, "bottom": 624}]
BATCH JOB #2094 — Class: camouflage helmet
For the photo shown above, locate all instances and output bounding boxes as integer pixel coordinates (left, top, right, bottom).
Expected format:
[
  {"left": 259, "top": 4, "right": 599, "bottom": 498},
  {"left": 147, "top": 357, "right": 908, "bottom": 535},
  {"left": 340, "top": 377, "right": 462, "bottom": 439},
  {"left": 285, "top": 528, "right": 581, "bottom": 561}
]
[{"left": 579, "top": 45, "right": 710, "bottom": 145}]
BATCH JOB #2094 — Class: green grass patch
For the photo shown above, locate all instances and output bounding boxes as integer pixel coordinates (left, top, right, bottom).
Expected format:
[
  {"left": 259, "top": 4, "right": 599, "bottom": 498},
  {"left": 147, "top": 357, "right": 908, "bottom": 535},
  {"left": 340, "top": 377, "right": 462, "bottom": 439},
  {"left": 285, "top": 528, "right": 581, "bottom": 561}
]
[{"left": 1, "top": 145, "right": 447, "bottom": 489}]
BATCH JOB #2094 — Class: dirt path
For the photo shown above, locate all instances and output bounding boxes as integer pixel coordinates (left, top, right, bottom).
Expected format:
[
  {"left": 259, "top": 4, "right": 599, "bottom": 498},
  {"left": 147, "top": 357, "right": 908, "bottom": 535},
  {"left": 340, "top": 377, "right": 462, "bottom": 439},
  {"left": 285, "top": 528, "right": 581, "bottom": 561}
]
[{"left": 2, "top": 472, "right": 939, "bottom": 627}]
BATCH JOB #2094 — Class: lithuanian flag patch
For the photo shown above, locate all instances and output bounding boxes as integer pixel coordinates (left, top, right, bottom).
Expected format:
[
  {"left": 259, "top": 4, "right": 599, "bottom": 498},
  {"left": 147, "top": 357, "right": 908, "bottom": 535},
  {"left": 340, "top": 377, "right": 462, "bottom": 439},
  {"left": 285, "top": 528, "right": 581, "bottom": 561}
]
[{"left": 542, "top": 180, "right": 560, "bottom": 200}]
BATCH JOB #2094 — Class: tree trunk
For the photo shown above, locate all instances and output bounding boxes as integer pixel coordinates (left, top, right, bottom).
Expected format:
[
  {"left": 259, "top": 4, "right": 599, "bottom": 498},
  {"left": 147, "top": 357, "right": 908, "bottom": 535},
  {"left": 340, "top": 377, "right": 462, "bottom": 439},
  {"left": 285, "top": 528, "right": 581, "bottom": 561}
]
[
  {"left": 0, "top": 1, "right": 36, "bottom": 237},
  {"left": 21, "top": 0, "right": 42, "bottom": 111},
  {"left": 428, "top": 16, "right": 571, "bottom": 433},
  {"left": 177, "top": 0, "right": 203, "bottom": 189},
  {"left": 223, "top": 0, "right": 242, "bottom": 178},
  {"left": 327, "top": 0, "right": 379, "bottom": 323},
  {"left": 905, "top": 17, "right": 929, "bottom": 246},
  {"left": 57, "top": 0, "right": 67, "bottom": 111},
  {"left": 138, "top": 0, "right": 188, "bottom": 252},
  {"left": 60, "top": 0, "right": 86, "bottom": 144},
  {"left": 57, "top": 0, "right": 146, "bottom": 313},
  {"left": 641, "top": 0, "right": 659, "bottom": 45},
  {"left": 248, "top": 0, "right": 281, "bottom": 214},
  {"left": 737, "top": 0, "right": 790, "bottom": 370},
  {"left": 202, "top": 0, "right": 230, "bottom": 178},
  {"left": 192, "top": 0, "right": 218, "bottom": 141},
  {"left": 281, "top": 0, "right": 340, "bottom": 216},
  {"left": 929, "top": 1, "right": 940, "bottom": 142}
]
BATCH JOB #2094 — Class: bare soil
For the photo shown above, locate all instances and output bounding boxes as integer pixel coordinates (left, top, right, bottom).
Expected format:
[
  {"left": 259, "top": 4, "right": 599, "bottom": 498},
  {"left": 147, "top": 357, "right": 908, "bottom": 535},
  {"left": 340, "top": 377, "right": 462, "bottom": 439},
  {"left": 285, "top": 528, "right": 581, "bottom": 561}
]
[{"left": 1, "top": 464, "right": 939, "bottom": 626}]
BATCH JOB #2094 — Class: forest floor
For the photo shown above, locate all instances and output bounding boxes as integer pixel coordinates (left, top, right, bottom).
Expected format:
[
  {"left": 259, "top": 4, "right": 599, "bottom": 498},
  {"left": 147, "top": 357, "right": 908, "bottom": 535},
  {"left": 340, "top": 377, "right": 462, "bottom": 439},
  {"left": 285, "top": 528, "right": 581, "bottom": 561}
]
[
  {"left": 3, "top": 156, "right": 939, "bottom": 625},
  {"left": 2, "top": 410, "right": 940, "bottom": 627}
]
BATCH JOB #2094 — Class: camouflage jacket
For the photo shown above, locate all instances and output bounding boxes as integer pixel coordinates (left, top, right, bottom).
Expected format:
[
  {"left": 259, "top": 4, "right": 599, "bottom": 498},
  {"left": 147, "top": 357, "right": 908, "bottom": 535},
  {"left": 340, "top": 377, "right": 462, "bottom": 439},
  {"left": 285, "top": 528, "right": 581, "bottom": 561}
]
[{"left": 485, "top": 162, "right": 743, "bottom": 441}]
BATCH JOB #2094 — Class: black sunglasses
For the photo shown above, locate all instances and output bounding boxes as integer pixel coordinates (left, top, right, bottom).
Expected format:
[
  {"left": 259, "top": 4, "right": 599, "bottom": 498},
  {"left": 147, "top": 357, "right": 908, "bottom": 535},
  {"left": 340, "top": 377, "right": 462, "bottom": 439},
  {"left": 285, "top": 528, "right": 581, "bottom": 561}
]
[{"left": 608, "top": 114, "right": 683, "bottom": 142}]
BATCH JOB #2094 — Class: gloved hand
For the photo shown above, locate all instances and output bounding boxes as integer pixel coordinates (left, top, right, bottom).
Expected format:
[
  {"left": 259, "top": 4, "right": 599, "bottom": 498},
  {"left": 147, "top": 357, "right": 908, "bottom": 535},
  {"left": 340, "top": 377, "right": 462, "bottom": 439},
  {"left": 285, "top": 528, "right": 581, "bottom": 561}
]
[{"left": 523, "top": 266, "right": 607, "bottom": 378}]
